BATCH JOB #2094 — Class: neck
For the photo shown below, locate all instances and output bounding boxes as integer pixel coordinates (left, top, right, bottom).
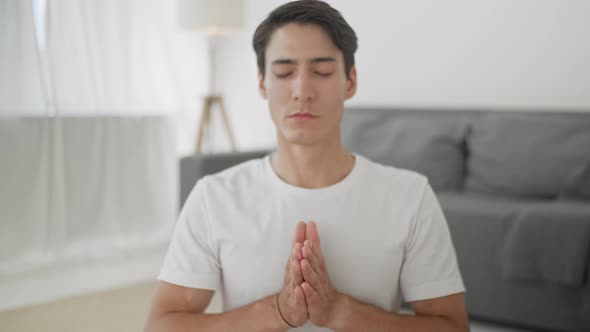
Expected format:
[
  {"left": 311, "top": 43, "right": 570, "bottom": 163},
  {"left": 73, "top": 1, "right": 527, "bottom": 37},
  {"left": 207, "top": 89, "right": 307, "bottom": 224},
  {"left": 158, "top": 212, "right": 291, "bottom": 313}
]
[{"left": 270, "top": 134, "right": 355, "bottom": 189}]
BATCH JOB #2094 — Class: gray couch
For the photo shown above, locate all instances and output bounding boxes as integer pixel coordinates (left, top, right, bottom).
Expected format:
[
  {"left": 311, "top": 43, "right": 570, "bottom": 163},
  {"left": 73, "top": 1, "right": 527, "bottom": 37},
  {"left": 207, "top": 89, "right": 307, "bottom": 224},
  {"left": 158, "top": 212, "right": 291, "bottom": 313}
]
[{"left": 179, "top": 107, "right": 590, "bottom": 332}]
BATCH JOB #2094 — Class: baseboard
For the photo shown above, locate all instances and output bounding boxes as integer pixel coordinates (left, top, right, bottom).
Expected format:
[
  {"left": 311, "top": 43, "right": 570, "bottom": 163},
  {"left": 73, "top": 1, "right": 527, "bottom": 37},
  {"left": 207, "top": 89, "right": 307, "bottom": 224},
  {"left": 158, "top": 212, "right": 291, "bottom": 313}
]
[{"left": 0, "top": 245, "right": 167, "bottom": 312}]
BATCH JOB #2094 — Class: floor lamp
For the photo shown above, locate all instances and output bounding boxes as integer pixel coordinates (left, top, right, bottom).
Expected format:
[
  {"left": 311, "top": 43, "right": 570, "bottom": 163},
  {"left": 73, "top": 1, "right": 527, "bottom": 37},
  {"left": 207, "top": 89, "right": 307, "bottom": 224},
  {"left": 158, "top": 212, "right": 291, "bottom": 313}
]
[{"left": 178, "top": 0, "right": 242, "bottom": 153}]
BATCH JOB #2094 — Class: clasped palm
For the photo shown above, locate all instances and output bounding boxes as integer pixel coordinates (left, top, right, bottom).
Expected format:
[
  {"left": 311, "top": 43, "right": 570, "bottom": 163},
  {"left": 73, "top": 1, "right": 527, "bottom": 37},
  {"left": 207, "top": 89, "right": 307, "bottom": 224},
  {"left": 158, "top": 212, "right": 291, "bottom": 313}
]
[{"left": 278, "top": 221, "right": 342, "bottom": 328}]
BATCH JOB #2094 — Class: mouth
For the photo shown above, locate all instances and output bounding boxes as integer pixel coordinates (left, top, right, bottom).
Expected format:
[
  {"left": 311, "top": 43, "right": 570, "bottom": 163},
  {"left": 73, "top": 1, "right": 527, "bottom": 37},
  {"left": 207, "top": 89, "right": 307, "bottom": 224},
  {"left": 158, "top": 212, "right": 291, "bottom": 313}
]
[{"left": 288, "top": 112, "right": 319, "bottom": 119}]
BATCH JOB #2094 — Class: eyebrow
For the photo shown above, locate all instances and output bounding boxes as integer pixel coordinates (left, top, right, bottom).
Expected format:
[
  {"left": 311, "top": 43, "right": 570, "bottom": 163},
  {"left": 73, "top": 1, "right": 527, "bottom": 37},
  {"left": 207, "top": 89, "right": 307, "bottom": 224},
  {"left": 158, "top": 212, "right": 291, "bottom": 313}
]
[{"left": 271, "top": 57, "right": 337, "bottom": 66}]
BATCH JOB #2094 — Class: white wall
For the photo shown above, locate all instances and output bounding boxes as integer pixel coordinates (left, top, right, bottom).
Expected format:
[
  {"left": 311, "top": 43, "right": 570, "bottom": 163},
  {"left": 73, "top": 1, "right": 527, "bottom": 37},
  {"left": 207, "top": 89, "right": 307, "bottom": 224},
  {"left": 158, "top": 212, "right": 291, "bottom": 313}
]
[{"left": 212, "top": 0, "right": 590, "bottom": 151}]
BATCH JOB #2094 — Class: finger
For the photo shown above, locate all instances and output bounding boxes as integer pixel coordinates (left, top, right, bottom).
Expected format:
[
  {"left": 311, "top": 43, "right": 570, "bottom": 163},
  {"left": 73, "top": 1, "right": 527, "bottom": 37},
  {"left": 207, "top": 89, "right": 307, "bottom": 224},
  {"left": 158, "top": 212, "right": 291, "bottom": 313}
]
[
  {"left": 293, "top": 242, "right": 303, "bottom": 261},
  {"left": 304, "top": 238, "right": 326, "bottom": 272},
  {"left": 302, "top": 243, "right": 322, "bottom": 275},
  {"left": 293, "top": 221, "right": 306, "bottom": 246},
  {"left": 284, "top": 257, "right": 292, "bottom": 285},
  {"left": 297, "top": 242, "right": 304, "bottom": 260},
  {"left": 295, "top": 284, "right": 306, "bottom": 306},
  {"left": 306, "top": 221, "right": 322, "bottom": 248},
  {"left": 301, "top": 258, "right": 322, "bottom": 291},
  {"left": 301, "top": 281, "right": 318, "bottom": 305},
  {"left": 292, "top": 256, "right": 303, "bottom": 286}
]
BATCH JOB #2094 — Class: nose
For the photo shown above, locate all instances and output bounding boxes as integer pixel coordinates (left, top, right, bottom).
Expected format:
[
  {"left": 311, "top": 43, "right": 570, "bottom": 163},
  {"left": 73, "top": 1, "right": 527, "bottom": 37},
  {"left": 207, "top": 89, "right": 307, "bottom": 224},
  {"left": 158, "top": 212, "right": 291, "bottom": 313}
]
[{"left": 292, "top": 72, "right": 315, "bottom": 103}]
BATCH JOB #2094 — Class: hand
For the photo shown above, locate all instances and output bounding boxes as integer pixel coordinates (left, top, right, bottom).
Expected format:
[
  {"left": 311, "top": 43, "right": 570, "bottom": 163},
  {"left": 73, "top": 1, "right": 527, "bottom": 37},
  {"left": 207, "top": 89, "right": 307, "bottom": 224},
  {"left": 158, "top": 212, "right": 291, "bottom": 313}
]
[
  {"left": 278, "top": 221, "right": 308, "bottom": 327},
  {"left": 300, "top": 221, "right": 347, "bottom": 328}
]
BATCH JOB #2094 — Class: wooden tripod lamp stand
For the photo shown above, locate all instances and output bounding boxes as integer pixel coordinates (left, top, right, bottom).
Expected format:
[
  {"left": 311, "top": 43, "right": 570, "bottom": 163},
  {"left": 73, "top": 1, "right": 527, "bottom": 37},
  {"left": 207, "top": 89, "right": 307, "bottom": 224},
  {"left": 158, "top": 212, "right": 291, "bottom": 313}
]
[
  {"left": 195, "top": 95, "right": 236, "bottom": 153},
  {"left": 178, "top": 0, "right": 243, "bottom": 153}
]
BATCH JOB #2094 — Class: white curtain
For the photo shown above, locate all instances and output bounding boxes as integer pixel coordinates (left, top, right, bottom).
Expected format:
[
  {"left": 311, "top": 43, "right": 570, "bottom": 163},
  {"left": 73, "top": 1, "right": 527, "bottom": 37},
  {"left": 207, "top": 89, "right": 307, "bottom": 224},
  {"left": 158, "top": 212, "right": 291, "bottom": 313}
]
[{"left": 0, "top": 0, "right": 207, "bottom": 309}]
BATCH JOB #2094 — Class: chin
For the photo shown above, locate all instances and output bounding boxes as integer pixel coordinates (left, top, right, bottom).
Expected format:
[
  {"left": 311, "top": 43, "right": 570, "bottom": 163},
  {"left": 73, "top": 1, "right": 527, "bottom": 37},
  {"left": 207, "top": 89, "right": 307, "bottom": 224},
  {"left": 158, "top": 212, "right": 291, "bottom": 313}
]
[{"left": 279, "top": 128, "right": 322, "bottom": 146}]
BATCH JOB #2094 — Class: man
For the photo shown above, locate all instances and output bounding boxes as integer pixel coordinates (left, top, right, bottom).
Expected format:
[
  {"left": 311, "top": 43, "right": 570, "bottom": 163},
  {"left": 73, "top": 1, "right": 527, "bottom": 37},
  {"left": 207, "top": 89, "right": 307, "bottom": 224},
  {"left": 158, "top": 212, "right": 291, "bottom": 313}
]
[{"left": 145, "top": 1, "right": 468, "bottom": 331}]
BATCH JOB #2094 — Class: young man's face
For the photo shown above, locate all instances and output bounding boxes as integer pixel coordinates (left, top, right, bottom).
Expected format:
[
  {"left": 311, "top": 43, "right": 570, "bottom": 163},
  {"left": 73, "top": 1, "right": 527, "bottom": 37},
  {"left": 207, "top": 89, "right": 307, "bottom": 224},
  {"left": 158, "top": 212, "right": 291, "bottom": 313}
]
[{"left": 259, "top": 23, "right": 357, "bottom": 146}]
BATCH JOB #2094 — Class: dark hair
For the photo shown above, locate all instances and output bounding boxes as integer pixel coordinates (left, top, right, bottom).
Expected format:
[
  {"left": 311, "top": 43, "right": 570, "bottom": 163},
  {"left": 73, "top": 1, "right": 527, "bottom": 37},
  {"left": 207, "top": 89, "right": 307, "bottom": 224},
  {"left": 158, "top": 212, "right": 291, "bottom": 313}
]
[{"left": 252, "top": 0, "right": 358, "bottom": 78}]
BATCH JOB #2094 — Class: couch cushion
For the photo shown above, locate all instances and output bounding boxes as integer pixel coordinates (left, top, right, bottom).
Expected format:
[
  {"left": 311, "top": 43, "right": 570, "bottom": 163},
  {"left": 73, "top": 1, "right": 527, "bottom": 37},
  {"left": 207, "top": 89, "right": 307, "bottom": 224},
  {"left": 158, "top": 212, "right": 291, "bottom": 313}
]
[
  {"left": 560, "top": 158, "right": 590, "bottom": 201},
  {"left": 437, "top": 192, "right": 589, "bottom": 331},
  {"left": 465, "top": 113, "right": 590, "bottom": 198},
  {"left": 440, "top": 190, "right": 590, "bottom": 287},
  {"left": 341, "top": 110, "right": 468, "bottom": 191},
  {"left": 438, "top": 191, "right": 543, "bottom": 224},
  {"left": 500, "top": 201, "right": 590, "bottom": 287}
]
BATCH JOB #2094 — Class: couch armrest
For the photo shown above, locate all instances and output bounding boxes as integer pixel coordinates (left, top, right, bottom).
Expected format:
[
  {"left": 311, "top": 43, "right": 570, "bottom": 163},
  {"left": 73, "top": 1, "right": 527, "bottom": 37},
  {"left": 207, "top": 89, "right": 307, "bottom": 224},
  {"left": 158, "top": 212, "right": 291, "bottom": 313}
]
[{"left": 179, "top": 150, "right": 271, "bottom": 209}]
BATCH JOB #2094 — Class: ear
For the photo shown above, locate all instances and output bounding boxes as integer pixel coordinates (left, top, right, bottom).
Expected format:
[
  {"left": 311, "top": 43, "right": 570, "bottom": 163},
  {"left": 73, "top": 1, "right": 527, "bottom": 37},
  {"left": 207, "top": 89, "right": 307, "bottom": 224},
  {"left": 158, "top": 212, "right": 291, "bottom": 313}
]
[
  {"left": 258, "top": 72, "right": 268, "bottom": 100},
  {"left": 344, "top": 66, "right": 357, "bottom": 100}
]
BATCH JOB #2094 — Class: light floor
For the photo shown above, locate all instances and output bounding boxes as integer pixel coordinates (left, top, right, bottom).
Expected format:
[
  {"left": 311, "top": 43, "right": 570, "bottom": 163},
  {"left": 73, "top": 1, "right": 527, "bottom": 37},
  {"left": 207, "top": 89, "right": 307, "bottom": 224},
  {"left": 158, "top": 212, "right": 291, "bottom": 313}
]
[{"left": 0, "top": 282, "right": 533, "bottom": 332}]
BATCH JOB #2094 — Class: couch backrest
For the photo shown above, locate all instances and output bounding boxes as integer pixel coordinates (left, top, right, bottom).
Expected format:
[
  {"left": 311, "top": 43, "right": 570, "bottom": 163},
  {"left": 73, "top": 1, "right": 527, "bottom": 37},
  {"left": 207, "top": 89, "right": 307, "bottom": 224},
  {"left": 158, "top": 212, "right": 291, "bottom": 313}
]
[
  {"left": 342, "top": 107, "right": 590, "bottom": 200},
  {"left": 465, "top": 112, "right": 590, "bottom": 199}
]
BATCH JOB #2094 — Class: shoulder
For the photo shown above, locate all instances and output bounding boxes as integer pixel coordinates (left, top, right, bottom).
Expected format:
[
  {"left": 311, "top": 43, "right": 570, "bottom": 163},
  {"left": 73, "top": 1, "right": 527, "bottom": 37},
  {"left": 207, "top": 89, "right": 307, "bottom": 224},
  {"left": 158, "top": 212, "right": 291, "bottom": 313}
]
[
  {"left": 180, "top": 157, "right": 267, "bottom": 218},
  {"left": 196, "top": 157, "right": 268, "bottom": 195},
  {"left": 358, "top": 155, "right": 429, "bottom": 195},
  {"left": 356, "top": 155, "right": 435, "bottom": 218}
]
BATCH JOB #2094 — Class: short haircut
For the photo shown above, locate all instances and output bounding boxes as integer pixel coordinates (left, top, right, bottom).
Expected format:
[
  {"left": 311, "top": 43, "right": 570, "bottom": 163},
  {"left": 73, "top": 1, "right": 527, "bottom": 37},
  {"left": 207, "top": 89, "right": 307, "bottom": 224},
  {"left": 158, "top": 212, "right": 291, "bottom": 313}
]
[{"left": 252, "top": 0, "right": 358, "bottom": 78}]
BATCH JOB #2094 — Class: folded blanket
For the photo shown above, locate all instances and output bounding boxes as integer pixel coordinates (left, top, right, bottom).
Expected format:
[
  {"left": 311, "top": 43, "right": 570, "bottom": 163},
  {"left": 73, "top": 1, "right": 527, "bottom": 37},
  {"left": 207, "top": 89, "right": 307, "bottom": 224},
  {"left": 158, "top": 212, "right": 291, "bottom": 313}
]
[{"left": 501, "top": 204, "right": 590, "bottom": 287}]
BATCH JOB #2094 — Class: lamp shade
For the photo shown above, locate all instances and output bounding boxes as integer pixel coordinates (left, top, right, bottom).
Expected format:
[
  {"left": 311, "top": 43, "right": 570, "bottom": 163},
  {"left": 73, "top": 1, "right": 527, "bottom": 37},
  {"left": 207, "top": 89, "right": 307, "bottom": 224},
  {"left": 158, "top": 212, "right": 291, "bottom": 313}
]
[{"left": 178, "top": 0, "right": 244, "bottom": 35}]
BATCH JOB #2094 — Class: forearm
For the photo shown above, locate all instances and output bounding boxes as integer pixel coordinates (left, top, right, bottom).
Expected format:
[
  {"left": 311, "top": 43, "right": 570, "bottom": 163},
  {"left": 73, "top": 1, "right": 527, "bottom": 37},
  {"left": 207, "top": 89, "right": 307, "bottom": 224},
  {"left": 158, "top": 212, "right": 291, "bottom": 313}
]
[
  {"left": 331, "top": 295, "right": 466, "bottom": 332},
  {"left": 146, "top": 294, "right": 289, "bottom": 332}
]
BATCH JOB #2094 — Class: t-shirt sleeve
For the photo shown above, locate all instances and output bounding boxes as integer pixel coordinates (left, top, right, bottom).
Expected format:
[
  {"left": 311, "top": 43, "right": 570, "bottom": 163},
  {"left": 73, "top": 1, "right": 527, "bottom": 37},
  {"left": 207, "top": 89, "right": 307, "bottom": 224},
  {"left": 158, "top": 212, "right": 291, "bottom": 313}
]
[
  {"left": 158, "top": 179, "right": 221, "bottom": 290},
  {"left": 400, "top": 181, "right": 465, "bottom": 302}
]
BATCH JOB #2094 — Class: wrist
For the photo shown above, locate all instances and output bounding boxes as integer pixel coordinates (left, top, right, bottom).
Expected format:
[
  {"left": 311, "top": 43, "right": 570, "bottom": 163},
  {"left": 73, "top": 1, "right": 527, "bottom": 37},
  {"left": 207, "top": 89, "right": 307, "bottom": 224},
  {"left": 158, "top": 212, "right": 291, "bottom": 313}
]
[
  {"left": 327, "top": 292, "right": 353, "bottom": 331},
  {"left": 255, "top": 294, "right": 290, "bottom": 332},
  {"left": 276, "top": 293, "right": 299, "bottom": 329}
]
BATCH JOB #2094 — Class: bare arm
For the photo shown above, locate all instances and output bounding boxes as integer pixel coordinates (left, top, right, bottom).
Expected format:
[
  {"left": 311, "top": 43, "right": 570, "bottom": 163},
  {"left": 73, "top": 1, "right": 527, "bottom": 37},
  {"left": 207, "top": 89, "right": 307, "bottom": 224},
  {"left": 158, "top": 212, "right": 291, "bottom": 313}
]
[
  {"left": 145, "top": 222, "right": 310, "bottom": 332},
  {"left": 299, "top": 222, "right": 469, "bottom": 332},
  {"left": 144, "top": 281, "right": 288, "bottom": 332},
  {"left": 329, "top": 292, "right": 469, "bottom": 332}
]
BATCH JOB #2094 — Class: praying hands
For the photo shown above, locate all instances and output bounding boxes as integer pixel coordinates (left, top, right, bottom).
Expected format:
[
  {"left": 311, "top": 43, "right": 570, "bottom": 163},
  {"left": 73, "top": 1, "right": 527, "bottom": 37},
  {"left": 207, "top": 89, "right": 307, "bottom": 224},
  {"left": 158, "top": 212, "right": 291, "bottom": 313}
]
[{"left": 277, "top": 221, "right": 347, "bottom": 329}]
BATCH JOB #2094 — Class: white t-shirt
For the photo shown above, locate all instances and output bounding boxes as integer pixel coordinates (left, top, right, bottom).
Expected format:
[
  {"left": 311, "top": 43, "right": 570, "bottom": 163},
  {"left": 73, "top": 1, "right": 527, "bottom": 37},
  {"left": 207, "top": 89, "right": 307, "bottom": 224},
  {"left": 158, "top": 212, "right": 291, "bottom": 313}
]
[{"left": 158, "top": 154, "right": 465, "bottom": 331}]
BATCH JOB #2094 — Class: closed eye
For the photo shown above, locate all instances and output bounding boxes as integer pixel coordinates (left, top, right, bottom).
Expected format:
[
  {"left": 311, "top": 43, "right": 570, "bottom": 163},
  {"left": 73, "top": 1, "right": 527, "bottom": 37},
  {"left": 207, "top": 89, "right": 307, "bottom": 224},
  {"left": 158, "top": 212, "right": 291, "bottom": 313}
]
[
  {"left": 275, "top": 72, "right": 292, "bottom": 79},
  {"left": 316, "top": 72, "right": 333, "bottom": 77}
]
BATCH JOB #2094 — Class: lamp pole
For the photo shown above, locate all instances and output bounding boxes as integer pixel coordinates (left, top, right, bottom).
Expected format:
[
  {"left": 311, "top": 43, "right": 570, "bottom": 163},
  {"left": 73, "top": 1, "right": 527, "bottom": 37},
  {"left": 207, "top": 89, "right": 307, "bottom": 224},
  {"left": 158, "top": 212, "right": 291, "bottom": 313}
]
[
  {"left": 195, "top": 33, "right": 237, "bottom": 153},
  {"left": 178, "top": 0, "right": 242, "bottom": 153}
]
